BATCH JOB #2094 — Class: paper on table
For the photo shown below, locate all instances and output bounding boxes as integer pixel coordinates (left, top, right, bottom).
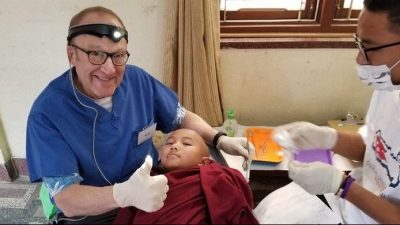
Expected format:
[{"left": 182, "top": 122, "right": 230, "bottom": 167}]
[{"left": 253, "top": 182, "right": 343, "bottom": 224}]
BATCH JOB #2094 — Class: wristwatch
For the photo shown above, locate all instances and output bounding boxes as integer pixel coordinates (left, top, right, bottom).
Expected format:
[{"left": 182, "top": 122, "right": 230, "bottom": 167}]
[{"left": 213, "top": 131, "right": 227, "bottom": 148}]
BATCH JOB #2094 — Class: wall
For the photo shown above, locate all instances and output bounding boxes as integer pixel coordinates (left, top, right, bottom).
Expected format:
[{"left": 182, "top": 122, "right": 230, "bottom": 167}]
[
  {"left": 0, "top": 115, "right": 11, "bottom": 161},
  {"left": 220, "top": 48, "right": 373, "bottom": 126},
  {"left": 0, "top": 1, "right": 372, "bottom": 168},
  {"left": 0, "top": 0, "right": 168, "bottom": 160}
]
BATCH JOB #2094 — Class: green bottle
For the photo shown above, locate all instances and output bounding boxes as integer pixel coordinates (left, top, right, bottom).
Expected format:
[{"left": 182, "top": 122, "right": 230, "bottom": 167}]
[{"left": 223, "top": 109, "right": 238, "bottom": 137}]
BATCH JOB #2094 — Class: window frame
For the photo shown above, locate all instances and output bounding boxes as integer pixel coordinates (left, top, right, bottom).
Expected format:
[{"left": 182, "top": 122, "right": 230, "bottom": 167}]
[{"left": 220, "top": 0, "right": 361, "bottom": 37}]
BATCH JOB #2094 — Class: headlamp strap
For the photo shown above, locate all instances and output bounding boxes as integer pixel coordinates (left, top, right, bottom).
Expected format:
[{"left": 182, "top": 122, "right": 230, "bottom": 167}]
[{"left": 67, "top": 24, "right": 128, "bottom": 43}]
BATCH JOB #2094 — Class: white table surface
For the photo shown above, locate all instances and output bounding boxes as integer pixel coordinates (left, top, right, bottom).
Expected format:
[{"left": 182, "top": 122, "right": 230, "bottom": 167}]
[{"left": 216, "top": 124, "right": 362, "bottom": 173}]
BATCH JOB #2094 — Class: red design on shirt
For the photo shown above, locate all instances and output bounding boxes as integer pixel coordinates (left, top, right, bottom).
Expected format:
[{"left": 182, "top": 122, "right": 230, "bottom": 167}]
[{"left": 374, "top": 135, "right": 387, "bottom": 161}]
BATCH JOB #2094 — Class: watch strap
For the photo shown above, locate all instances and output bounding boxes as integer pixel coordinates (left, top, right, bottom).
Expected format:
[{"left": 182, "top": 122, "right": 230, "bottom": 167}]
[{"left": 213, "top": 131, "right": 227, "bottom": 148}]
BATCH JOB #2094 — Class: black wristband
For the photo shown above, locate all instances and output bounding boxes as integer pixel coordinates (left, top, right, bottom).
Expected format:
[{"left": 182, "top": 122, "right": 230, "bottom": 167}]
[{"left": 213, "top": 131, "right": 227, "bottom": 148}]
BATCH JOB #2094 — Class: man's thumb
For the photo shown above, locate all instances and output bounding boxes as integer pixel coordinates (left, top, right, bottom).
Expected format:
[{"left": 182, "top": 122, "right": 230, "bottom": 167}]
[{"left": 137, "top": 155, "right": 153, "bottom": 176}]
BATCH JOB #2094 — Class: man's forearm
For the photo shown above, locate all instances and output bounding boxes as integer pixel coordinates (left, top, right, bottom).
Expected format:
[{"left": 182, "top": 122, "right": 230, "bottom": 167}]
[
  {"left": 333, "top": 131, "right": 366, "bottom": 161},
  {"left": 180, "top": 110, "right": 217, "bottom": 145},
  {"left": 54, "top": 184, "right": 118, "bottom": 217},
  {"left": 346, "top": 182, "right": 400, "bottom": 224}
]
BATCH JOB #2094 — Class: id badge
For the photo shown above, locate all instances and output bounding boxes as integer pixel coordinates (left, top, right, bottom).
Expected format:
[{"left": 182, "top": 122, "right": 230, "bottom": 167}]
[{"left": 137, "top": 123, "right": 157, "bottom": 145}]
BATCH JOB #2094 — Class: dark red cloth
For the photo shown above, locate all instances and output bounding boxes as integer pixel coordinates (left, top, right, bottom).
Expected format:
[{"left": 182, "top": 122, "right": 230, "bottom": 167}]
[{"left": 114, "top": 161, "right": 259, "bottom": 224}]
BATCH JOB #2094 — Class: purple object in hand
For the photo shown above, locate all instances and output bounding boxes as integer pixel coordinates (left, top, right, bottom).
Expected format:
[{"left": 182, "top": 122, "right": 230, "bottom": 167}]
[{"left": 294, "top": 149, "right": 333, "bottom": 165}]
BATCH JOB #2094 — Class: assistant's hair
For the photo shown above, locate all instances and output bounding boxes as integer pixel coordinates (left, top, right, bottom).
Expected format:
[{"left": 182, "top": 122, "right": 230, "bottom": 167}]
[
  {"left": 364, "top": 0, "right": 400, "bottom": 33},
  {"left": 69, "top": 6, "right": 126, "bottom": 29}
]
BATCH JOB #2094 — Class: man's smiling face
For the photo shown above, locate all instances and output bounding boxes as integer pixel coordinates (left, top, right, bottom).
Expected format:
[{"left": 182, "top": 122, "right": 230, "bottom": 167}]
[{"left": 67, "top": 12, "right": 128, "bottom": 99}]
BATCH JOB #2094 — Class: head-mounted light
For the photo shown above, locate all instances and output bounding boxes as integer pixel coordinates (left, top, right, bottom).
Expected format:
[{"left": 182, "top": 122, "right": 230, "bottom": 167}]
[{"left": 67, "top": 24, "right": 128, "bottom": 43}]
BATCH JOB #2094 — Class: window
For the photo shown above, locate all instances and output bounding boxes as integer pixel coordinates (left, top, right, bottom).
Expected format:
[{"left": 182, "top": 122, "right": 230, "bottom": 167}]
[{"left": 220, "top": 0, "right": 363, "bottom": 37}]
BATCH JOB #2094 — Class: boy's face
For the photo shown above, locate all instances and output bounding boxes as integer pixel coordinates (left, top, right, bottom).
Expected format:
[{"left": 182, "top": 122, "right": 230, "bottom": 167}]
[{"left": 160, "top": 129, "right": 210, "bottom": 171}]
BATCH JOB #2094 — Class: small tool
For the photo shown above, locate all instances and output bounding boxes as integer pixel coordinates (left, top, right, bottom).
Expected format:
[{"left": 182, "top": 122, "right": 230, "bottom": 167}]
[{"left": 243, "top": 129, "right": 254, "bottom": 180}]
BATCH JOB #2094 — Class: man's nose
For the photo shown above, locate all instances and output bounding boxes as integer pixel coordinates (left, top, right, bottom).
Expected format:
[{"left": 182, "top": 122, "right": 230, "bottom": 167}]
[{"left": 100, "top": 56, "right": 116, "bottom": 73}]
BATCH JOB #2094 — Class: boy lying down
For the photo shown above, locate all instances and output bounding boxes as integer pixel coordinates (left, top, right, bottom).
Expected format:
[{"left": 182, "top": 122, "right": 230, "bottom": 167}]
[{"left": 114, "top": 128, "right": 259, "bottom": 224}]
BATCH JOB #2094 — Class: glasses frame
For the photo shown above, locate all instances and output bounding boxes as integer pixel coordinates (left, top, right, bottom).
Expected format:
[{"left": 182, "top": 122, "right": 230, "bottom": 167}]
[
  {"left": 354, "top": 33, "right": 400, "bottom": 62},
  {"left": 69, "top": 44, "right": 130, "bottom": 66}
]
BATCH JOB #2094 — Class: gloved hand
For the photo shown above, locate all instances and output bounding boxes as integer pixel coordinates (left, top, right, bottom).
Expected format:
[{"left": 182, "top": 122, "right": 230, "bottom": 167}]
[
  {"left": 288, "top": 160, "right": 344, "bottom": 195},
  {"left": 273, "top": 121, "right": 338, "bottom": 151},
  {"left": 216, "top": 136, "right": 252, "bottom": 159},
  {"left": 113, "top": 155, "right": 169, "bottom": 212}
]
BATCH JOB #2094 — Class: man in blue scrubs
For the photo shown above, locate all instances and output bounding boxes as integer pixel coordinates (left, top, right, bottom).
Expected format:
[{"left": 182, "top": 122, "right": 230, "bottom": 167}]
[{"left": 26, "top": 6, "right": 251, "bottom": 224}]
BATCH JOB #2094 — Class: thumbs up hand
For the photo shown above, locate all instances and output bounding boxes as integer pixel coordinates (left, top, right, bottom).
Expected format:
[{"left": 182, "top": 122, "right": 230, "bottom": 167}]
[{"left": 113, "top": 155, "right": 169, "bottom": 212}]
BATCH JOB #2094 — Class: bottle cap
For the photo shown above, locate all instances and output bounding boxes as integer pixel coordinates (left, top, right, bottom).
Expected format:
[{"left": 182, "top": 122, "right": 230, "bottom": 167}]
[{"left": 227, "top": 109, "right": 235, "bottom": 119}]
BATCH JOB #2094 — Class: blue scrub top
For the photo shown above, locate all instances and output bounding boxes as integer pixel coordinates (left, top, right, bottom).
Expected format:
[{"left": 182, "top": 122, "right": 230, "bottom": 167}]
[{"left": 26, "top": 65, "right": 179, "bottom": 186}]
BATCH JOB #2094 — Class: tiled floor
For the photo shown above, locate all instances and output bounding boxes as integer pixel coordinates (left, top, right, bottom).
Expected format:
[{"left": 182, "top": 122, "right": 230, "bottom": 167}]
[{"left": 0, "top": 176, "right": 48, "bottom": 224}]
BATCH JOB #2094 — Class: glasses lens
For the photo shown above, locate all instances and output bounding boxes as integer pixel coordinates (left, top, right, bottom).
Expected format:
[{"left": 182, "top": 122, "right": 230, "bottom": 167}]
[
  {"left": 112, "top": 52, "right": 129, "bottom": 65},
  {"left": 88, "top": 51, "right": 107, "bottom": 65}
]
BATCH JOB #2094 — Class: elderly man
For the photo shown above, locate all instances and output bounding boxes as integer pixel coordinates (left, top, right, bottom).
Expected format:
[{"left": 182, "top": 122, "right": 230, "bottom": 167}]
[{"left": 26, "top": 6, "right": 251, "bottom": 224}]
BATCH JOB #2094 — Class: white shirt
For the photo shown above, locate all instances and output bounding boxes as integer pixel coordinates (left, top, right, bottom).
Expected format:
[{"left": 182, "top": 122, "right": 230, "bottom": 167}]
[{"left": 341, "top": 90, "right": 400, "bottom": 223}]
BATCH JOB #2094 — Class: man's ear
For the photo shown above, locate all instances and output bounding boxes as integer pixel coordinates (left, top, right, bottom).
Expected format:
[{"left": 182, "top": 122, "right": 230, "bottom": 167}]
[
  {"left": 67, "top": 45, "right": 75, "bottom": 65},
  {"left": 200, "top": 157, "right": 211, "bottom": 166}
]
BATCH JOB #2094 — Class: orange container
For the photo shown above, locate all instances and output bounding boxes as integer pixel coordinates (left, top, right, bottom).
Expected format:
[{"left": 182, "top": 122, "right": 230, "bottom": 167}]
[{"left": 243, "top": 127, "right": 283, "bottom": 163}]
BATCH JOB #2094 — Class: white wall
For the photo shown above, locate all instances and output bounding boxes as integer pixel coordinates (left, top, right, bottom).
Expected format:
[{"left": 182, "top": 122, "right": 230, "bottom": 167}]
[{"left": 0, "top": 0, "right": 168, "bottom": 158}]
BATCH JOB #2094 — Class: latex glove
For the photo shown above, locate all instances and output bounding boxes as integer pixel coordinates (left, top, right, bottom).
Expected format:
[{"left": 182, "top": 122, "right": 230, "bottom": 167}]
[
  {"left": 216, "top": 136, "right": 252, "bottom": 159},
  {"left": 288, "top": 160, "right": 344, "bottom": 195},
  {"left": 113, "top": 155, "right": 169, "bottom": 212},
  {"left": 273, "top": 121, "right": 338, "bottom": 152}
]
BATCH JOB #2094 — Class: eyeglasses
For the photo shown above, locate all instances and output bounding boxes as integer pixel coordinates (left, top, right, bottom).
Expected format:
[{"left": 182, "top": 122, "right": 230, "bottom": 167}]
[
  {"left": 354, "top": 33, "right": 400, "bottom": 62},
  {"left": 69, "top": 44, "right": 130, "bottom": 66}
]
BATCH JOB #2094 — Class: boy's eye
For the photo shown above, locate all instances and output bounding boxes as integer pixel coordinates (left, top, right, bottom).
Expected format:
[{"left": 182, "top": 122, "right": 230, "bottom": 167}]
[{"left": 183, "top": 143, "right": 192, "bottom": 146}]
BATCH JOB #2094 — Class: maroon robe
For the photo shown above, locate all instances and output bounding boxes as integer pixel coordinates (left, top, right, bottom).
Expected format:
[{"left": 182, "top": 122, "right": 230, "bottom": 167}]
[{"left": 114, "top": 161, "right": 259, "bottom": 224}]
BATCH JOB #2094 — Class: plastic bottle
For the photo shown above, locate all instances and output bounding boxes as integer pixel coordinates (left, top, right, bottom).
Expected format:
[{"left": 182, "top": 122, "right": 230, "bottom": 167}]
[{"left": 222, "top": 109, "right": 238, "bottom": 137}]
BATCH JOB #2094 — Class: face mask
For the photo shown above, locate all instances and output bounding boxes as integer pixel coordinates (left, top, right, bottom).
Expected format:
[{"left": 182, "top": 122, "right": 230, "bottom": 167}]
[{"left": 356, "top": 59, "right": 400, "bottom": 91}]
